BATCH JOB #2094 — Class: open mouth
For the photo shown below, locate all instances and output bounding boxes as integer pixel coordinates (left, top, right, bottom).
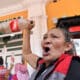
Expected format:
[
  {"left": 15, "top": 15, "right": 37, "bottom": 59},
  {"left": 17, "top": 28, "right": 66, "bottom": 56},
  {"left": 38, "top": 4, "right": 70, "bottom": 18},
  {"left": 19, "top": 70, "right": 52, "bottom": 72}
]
[
  {"left": 43, "top": 47, "right": 50, "bottom": 56},
  {"left": 44, "top": 47, "right": 50, "bottom": 52}
]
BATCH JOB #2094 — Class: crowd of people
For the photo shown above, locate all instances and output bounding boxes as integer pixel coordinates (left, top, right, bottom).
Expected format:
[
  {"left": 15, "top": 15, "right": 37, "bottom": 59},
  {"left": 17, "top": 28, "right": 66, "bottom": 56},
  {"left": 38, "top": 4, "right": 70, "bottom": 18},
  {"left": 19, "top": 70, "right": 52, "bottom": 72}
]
[
  {"left": 0, "top": 56, "right": 29, "bottom": 80},
  {"left": 0, "top": 56, "right": 13, "bottom": 80}
]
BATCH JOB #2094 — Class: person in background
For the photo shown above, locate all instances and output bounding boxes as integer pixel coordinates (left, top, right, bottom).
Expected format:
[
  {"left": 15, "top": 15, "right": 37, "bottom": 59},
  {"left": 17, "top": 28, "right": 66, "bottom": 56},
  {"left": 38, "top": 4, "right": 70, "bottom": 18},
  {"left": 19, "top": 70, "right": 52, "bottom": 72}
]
[
  {"left": 22, "top": 24, "right": 80, "bottom": 80},
  {"left": 0, "top": 56, "right": 13, "bottom": 80},
  {"left": 11, "top": 57, "right": 29, "bottom": 80}
]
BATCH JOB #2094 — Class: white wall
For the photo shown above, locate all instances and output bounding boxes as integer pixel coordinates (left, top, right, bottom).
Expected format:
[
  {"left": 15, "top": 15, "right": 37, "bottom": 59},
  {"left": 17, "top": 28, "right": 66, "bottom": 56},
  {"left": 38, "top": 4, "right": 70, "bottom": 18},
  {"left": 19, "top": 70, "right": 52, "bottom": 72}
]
[{"left": 73, "top": 39, "right": 80, "bottom": 56}]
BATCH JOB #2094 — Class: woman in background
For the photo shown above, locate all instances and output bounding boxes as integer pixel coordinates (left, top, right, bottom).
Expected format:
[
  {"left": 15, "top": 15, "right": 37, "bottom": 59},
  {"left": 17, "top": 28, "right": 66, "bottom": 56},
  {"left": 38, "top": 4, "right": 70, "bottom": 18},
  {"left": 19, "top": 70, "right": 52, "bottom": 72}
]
[{"left": 11, "top": 58, "right": 29, "bottom": 80}]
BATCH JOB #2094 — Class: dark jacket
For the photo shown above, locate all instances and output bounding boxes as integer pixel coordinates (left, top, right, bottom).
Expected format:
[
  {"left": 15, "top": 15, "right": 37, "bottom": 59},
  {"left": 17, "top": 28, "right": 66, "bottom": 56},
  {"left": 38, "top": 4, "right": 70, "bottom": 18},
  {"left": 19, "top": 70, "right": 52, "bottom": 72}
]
[
  {"left": 30, "top": 54, "right": 80, "bottom": 80},
  {"left": 65, "top": 56, "right": 80, "bottom": 80}
]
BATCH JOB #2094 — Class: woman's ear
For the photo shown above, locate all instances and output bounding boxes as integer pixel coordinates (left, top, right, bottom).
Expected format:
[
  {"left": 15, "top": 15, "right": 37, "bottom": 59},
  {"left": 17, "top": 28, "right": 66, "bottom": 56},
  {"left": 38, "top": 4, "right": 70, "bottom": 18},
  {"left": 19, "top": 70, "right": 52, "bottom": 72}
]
[{"left": 65, "top": 42, "right": 73, "bottom": 51}]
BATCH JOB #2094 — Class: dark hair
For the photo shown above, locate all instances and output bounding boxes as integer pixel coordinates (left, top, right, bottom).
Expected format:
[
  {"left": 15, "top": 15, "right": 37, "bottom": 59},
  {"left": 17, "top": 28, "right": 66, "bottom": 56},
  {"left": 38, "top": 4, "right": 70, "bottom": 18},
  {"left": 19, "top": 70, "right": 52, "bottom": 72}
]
[
  {"left": 0, "top": 56, "right": 3, "bottom": 65},
  {"left": 53, "top": 27, "right": 76, "bottom": 55}
]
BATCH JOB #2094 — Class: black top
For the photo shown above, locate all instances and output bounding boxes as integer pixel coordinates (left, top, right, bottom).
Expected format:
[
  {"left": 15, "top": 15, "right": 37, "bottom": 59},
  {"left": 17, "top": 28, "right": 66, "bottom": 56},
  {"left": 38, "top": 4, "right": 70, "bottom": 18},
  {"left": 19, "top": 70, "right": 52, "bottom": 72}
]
[
  {"left": 35, "top": 56, "right": 80, "bottom": 80},
  {"left": 34, "top": 58, "right": 57, "bottom": 80},
  {"left": 65, "top": 57, "right": 80, "bottom": 80}
]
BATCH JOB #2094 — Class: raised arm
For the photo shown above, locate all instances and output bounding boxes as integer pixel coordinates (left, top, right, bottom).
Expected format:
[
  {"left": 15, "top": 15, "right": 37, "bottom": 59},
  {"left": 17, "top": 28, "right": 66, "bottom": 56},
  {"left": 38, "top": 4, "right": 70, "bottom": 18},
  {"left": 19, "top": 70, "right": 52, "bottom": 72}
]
[{"left": 22, "top": 22, "right": 39, "bottom": 69}]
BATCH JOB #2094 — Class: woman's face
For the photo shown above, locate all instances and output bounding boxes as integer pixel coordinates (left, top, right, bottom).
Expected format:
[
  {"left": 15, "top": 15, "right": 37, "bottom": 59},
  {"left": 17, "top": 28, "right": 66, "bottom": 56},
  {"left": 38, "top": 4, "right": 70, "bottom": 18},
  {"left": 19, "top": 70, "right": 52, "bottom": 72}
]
[{"left": 41, "top": 28, "right": 67, "bottom": 62}]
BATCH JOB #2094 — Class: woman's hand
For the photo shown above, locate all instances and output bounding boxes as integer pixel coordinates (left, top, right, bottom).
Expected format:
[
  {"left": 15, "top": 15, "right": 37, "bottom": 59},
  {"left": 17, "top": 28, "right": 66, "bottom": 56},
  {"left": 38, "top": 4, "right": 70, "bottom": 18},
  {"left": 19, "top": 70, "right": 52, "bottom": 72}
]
[{"left": 26, "top": 20, "right": 35, "bottom": 31}]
